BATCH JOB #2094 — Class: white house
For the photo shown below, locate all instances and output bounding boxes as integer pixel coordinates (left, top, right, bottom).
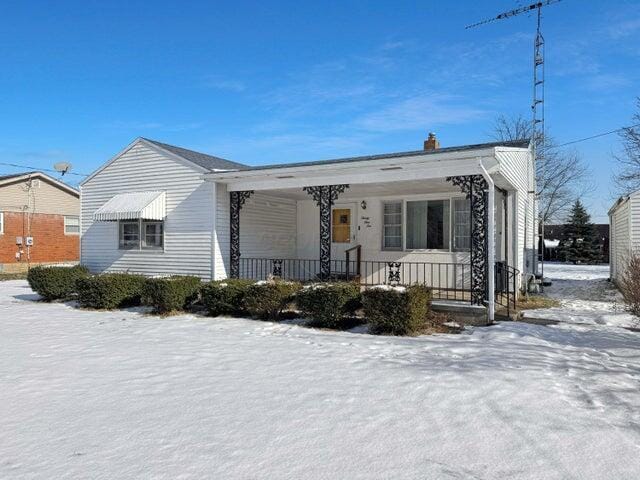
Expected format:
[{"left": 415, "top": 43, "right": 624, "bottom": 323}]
[
  {"left": 609, "top": 189, "right": 640, "bottom": 284},
  {"left": 80, "top": 134, "right": 535, "bottom": 321}
]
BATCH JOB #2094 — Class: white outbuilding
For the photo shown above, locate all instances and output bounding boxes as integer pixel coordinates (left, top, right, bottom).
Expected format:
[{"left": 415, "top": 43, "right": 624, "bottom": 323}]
[{"left": 609, "top": 189, "right": 640, "bottom": 284}]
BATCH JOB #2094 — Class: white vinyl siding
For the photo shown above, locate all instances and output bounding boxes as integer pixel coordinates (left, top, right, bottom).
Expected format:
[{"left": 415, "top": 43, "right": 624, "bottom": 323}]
[
  {"left": 610, "top": 197, "right": 631, "bottom": 284},
  {"left": 213, "top": 188, "right": 297, "bottom": 280},
  {"left": 496, "top": 148, "right": 535, "bottom": 276},
  {"left": 81, "top": 141, "right": 214, "bottom": 279}
]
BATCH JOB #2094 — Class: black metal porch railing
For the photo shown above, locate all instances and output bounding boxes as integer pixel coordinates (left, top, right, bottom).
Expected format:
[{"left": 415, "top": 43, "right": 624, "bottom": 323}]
[
  {"left": 238, "top": 257, "right": 477, "bottom": 302},
  {"left": 494, "top": 262, "right": 519, "bottom": 315}
]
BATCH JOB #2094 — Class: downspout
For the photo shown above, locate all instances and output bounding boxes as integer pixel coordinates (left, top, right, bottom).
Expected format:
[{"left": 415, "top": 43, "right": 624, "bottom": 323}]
[{"left": 478, "top": 159, "right": 495, "bottom": 323}]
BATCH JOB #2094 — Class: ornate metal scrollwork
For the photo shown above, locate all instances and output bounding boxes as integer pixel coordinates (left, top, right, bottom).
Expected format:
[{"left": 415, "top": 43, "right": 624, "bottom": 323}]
[
  {"left": 303, "top": 184, "right": 349, "bottom": 279},
  {"left": 229, "top": 190, "right": 254, "bottom": 278},
  {"left": 272, "top": 259, "right": 283, "bottom": 278},
  {"left": 446, "top": 175, "right": 488, "bottom": 305},
  {"left": 388, "top": 262, "right": 402, "bottom": 285}
]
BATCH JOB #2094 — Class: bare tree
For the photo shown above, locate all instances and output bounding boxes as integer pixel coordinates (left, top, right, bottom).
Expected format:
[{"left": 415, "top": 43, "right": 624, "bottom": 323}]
[
  {"left": 614, "top": 98, "right": 640, "bottom": 194},
  {"left": 492, "top": 114, "right": 589, "bottom": 223}
]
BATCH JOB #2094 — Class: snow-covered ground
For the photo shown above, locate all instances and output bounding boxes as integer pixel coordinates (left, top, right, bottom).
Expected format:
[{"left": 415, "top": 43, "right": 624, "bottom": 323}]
[
  {"left": 2, "top": 280, "right": 640, "bottom": 479},
  {"left": 523, "top": 263, "right": 639, "bottom": 329}
]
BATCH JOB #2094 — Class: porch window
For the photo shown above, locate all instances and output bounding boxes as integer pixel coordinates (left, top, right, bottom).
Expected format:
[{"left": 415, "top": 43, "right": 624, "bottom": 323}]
[
  {"left": 452, "top": 198, "right": 471, "bottom": 250},
  {"left": 406, "top": 200, "right": 450, "bottom": 250},
  {"left": 382, "top": 202, "right": 402, "bottom": 250}
]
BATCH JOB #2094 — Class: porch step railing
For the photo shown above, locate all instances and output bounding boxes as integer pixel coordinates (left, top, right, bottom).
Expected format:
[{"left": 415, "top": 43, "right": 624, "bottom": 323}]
[
  {"left": 238, "top": 257, "right": 476, "bottom": 302},
  {"left": 494, "top": 262, "right": 519, "bottom": 314}
]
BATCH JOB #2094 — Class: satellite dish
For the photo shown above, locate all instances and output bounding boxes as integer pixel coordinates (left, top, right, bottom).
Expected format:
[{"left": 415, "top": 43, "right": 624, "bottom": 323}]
[{"left": 53, "top": 162, "right": 72, "bottom": 176}]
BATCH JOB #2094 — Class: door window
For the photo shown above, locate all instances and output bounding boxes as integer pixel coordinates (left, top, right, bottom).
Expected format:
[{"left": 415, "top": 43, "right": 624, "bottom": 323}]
[{"left": 332, "top": 208, "right": 351, "bottom": 243}]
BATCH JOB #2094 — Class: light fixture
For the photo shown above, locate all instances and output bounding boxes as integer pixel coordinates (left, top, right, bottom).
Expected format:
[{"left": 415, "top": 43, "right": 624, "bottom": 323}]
[{"left": 360, "top": 200, "right": 367, "bottom": 210}]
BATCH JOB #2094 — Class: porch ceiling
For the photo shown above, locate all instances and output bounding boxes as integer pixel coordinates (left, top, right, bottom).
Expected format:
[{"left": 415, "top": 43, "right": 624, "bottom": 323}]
[{"left": 251, "top": 177, "right": 461, "bottom": 200}]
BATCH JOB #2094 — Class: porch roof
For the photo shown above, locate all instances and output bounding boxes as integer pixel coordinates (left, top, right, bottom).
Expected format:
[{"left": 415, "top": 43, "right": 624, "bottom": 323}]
[{"left": 204, "top": 140, "right": 528, "bottom": 192}]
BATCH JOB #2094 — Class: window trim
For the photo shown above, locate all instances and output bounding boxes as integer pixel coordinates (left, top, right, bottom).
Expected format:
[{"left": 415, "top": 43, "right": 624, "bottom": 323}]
[
  {"left": 0, "top": 211, "right": 4, "bottom": 235},
  {"left": 64, "top": 215, "right": 80, "bottom": 235},
  {"left": 380, "top": 196, "right": 471, "bottom": 253},
  {"left": 381, "top": 201, "right": 403, "bottom": 251},
  {"left": 118, "top": 219, "right": 164, "bottom": 251}
]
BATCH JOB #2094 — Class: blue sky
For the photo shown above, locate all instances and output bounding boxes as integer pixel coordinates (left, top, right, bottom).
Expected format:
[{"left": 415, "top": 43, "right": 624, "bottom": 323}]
[{"left": 1, "top": 0, "right": 639, "bottom": 222}]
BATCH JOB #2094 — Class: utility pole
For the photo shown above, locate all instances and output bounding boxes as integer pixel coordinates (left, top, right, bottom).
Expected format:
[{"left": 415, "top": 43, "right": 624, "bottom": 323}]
[{"left": 466, "top": 0, "right": 562, "bottom": 292}]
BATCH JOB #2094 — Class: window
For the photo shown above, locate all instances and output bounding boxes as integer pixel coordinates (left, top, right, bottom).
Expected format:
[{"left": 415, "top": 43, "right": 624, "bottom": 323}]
[
  {"left": 143, "top": 222, "right": 164, "bottom": 248},
  {"left": 119, "top": 220, "right": 164, "bottom": 250},
  {"left": 331, "top": 208, "right": 351, "bottom": 243},
  {"left": 119, "top": 222, "right": 140, "bottom": 249},
  {"left": 382, "top": 202, "right": 402, "bottom": 250},
  {"left": 452, "top": 198, "right": 471, "bottom": 250},
  {"left": 0, "top": 212, "right": 3, "bottom": 234},
  {"left": 406, "top": 200, "right": 450, "bottom": 250},
  {"left": 64, "top": 216, "right": 80, "bottom": 234}
]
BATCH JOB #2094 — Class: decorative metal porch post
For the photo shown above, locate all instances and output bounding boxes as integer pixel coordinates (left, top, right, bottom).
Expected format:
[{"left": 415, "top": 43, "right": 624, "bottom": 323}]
[
  {"left": 446, "top": 175, "right": 488, "bottom": 305},
  {"left": 229, "top": 190, "right": 254, "bottom": 278},
  {"left": 303, "top": 184, "right": 349, "bottom": 279}
]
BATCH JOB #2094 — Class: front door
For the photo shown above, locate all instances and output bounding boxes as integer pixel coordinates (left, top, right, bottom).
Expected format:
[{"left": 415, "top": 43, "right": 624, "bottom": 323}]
[{"left": 331, "top": 203, "right": 357, "bottom": 270}]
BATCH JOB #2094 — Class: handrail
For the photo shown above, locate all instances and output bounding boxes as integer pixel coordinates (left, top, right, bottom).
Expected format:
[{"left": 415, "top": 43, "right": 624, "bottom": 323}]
[{"left": 345, "top": 244, "right": 362, "bottom": 280}]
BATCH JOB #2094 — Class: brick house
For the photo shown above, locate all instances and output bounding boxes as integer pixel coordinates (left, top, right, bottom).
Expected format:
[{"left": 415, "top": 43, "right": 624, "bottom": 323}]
[{"left": 0, "top": 172, "right": 80, "bottom": 272}]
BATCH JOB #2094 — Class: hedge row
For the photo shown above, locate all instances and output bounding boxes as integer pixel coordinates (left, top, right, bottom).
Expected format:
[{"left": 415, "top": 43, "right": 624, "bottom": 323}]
[
  {"left": 26, "top": 266, "right": 432, "bottom": 334},
  {"left": 27, "top": 265, "right": 89, "bottom": 301}
]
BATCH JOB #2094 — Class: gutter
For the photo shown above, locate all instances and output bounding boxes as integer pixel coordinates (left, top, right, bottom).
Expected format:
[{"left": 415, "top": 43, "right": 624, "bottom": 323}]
[{"left": 478, "top": 159, "right": 495, "bottom": 323}]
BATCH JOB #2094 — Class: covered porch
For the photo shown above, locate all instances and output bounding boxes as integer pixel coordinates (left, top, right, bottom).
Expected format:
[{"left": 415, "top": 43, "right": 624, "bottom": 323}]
[{"left": 207, "top": 144, "right": 525, "bottom": 320}]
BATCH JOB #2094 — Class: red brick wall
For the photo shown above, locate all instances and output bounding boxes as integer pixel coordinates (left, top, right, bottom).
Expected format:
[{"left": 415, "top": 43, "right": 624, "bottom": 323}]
[{"left": 0, "top": 212, "right": 79, "bottom": 264}]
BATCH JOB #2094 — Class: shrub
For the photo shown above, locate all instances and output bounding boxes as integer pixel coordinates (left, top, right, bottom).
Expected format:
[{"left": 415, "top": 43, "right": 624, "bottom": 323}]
[
  {"left": 76, "top": 273, "right": 146, "bottom": 309},
  {"left": 296, "top": 282, "right": 361, "bottom": 328},
  {"left": 244, "top": 280, "right": 302, "bottom": 320},
  {"left": 619, "top": 252, "right": 640, "bottom": 316},
  {"left": 201, "top": 279, "right": 255, "bottom": 316},
  {"left": 27, "top": 265, "right": 89, "bottom": 301},
  {"left": 362, "top": 285, "right": 432, "bottom": 335},
  {"left": 142, "top": 276, "right": 201, "bottom": 314}
]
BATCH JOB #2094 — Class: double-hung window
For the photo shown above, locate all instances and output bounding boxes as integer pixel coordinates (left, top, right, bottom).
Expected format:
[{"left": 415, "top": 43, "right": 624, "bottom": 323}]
[
  {"left": 119, "top": 220, "right": 164, "bottom": 250},
  {"left": 452, "top": 198, "right": 471, "bottom": 251},
  {"left": 64, "top": 216, "right": 80, "bottom": 234},
  {"left": 382, "top": 202, "right": 403, "bottom": 250}
]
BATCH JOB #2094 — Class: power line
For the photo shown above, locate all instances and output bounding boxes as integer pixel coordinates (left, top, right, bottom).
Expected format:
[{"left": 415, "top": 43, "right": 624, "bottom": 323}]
[
  {"left": 0, "top": 161, "right": 89, "bottom": 177},
  {"left": 552, "top": 123, "right": 640, "bottom": 148}
]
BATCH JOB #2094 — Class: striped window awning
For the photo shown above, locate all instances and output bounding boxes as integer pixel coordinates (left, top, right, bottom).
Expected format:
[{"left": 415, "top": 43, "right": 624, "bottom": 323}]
[{"left": 93, "top": 191, "right": 166, "bottom": 222}]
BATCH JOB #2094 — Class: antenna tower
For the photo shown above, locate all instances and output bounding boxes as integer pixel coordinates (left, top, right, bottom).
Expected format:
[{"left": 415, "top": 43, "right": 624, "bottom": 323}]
[{"left": 466, "top": 0, "right": 562, "bottom": 291}]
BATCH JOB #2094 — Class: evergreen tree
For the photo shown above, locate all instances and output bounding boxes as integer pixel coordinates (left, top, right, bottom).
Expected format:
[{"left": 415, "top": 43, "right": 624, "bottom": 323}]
[{"left": 560, "top": 200, "right": 602, "bottom": 264}]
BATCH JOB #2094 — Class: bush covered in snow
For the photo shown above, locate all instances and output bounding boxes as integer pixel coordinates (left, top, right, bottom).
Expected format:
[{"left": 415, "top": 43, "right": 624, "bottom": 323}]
[
  {"left": 142, "top": 276, "right": 201, "bottom": 314},
  {"left": 244, "top": 280, "right": 302, "bottom": 320},
  {"left": 27, "top": 265, "right": 89, "bottom": 301},
  {"left": 76, "top": 273, "right": 146, "bottom": 310},
  {"left": 201, "top": 279, "right": 255, "bottom": 316},
  {"left": 296, "top": 282, "right": 361, "bottom": 328},
  {"left": 362, "top": 285, "right": 431, "bottom": 335},
  {"left": 619, "top": 252, "right": 640, "bottom": 316}
]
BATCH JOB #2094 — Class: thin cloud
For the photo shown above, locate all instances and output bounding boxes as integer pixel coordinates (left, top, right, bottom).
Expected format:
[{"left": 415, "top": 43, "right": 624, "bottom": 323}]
[
  {"left": 202, "top": 76, "right": 246, "bottom": 92},
  {"left": 355, "top": 94, "right": 488, "bottom": 132}
]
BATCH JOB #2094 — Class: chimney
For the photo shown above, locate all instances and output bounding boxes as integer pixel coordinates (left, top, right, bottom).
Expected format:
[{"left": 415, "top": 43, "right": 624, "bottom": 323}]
[{"left": 424, "top": 132, "right": 440, "bottom": 150}]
